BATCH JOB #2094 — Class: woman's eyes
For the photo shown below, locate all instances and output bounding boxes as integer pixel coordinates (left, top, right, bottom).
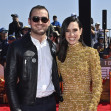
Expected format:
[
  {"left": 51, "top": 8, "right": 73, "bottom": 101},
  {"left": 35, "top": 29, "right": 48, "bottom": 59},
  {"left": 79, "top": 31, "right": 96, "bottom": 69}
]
[{"left": 66, "top": 29, "right": 78, "bottom": 32}]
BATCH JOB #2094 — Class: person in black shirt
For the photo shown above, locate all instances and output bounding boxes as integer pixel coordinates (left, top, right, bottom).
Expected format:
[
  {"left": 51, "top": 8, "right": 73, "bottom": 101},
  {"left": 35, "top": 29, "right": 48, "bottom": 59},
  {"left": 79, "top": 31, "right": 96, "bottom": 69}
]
[{"left": 8, "top": 14, "right": 23, "bottom": 39}]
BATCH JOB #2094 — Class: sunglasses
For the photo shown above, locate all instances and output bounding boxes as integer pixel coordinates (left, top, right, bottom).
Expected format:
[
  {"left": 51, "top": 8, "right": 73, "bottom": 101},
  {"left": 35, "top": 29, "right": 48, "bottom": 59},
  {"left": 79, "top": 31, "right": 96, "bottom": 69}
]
[{"left": 32, "top": 16, "right": 49, "bottom": 23}]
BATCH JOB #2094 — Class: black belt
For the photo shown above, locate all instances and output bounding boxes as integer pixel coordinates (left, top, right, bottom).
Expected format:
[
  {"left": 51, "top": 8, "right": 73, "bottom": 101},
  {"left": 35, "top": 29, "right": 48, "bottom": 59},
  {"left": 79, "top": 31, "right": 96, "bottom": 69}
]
[{"left": 36, "top": 93, "right": 54, "bottom": 101}]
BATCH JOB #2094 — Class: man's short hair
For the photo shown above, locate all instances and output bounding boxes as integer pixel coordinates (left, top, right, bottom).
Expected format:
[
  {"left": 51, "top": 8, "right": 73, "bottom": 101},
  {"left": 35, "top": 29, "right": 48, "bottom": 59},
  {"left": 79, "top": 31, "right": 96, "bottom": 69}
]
[
  {"left": 53, "top": 15, "right": 57, "bottom": 19},
  {"left": 29, "top": 5, "right": 49, "bottom": 19}
]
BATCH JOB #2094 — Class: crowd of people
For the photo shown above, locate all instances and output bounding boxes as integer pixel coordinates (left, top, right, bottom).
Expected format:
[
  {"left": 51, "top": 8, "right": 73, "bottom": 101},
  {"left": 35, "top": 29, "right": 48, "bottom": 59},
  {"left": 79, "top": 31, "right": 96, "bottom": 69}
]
[
  {"left": 0, "top": 12, "right": 110, "bottom": 66},
  {"left": 0, "top": 4, "right": 110, "bottom": 111},
  {"left": 91, "top": 21, "right": 111, "bottom": 58},
  {"left": 0, "top": 13, "right": 61, "bottom": 67}
]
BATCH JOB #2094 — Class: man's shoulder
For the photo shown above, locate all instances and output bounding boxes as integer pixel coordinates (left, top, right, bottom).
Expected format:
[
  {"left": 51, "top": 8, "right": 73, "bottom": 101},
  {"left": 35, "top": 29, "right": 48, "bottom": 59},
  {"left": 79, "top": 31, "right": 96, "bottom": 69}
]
[
  {"left": 56, "top": 21, "right": 61, "bottom": 27},
  {"left": 10, "top": 39, "right": 22, "bottom": 47},
  {"left": 51, "top": 22, "right": 54, "bottom": 25},
  {"left": 9, "top": 22, "right": 14, "bottom": 26}
]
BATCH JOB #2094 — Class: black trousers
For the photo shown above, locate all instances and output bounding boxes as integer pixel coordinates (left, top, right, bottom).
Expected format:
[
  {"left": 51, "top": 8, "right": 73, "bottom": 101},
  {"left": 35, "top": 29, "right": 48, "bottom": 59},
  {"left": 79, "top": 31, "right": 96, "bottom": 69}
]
[{"left": 21, "top": 94, "right": 56, "bottom": 111}]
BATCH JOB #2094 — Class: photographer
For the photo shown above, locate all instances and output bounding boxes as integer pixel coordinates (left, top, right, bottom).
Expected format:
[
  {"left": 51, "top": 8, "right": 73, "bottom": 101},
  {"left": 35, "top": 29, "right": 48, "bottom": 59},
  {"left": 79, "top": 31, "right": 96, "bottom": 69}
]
[{"left": 8, "top": 14, "right": 23, "bottom": 39}]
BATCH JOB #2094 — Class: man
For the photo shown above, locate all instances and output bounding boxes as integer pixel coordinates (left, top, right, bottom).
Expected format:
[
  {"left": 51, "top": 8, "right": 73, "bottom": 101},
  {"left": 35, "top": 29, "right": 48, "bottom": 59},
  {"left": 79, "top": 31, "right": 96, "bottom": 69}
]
[
  {"left": 94, "top": 22, "right": 108, "bottom": 48},
  {"left": 21, "top": 26, "right": 31, "bottom": 37},
  {"left": 5, "top": 5, "right": 62, "bottom": 111},
  {"left": 51, "top": 15, "right": 61, "bottom": 27},
  {"left": 0, "top": 28, "right": 8, "bottom": 77},
  {"left": 8, "top": 14, "right": 23, "bottom": 39},
  {"left": 0, "top": 27, "right": 8, "bottom": 43},
  {"left": 0, "top": 28, "right": 8, "bottom": 62},
  {"left": 94, "top": 35, "right": 104, "bottom": 58}
]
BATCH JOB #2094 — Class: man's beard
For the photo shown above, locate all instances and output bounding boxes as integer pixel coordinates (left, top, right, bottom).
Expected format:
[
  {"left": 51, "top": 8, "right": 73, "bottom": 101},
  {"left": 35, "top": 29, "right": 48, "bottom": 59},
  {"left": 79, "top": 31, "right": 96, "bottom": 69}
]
[{"left": 31, "top": 27, "right": 47, "bottom": 36}]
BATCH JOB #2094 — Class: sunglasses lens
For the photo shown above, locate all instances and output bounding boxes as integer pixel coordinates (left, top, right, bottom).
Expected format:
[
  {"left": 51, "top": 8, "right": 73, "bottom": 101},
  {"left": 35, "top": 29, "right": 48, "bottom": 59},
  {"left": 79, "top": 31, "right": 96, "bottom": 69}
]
[
  {"left": 32, "top": 17, "right": 39, "bottom": 22},
  {"left": 32, "top": 16, "right": 48, "bottom": 23},
  {"left": 41, "top": 17, "right": 48, "bottom": 23}
]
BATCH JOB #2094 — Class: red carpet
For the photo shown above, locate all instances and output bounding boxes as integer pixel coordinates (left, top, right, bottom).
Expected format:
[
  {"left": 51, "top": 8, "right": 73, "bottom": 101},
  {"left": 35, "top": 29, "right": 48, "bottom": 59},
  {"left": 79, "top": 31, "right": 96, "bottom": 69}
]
[
  {"left": 0, "top": 103, "right": 110, "bottom": 111},
  {"left": 97, "top": 103, "right": 110, "bottom": 111},
  {"left": 0, "top": 104, "right": 10, "bottom": 111}
]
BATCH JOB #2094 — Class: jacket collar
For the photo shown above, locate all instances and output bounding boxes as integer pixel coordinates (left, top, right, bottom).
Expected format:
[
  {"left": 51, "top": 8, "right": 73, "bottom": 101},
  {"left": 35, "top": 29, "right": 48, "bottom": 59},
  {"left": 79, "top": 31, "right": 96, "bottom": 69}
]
[{"left": 22, "top": 33, "right": 56, "bottom": 56}]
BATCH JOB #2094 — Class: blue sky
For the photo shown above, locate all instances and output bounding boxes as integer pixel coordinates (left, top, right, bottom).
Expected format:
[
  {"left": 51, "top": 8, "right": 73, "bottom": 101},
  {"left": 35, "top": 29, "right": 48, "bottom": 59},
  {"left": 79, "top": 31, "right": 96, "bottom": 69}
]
[{"left": 0, "top": 0, "right": 111, "bottom": 32}]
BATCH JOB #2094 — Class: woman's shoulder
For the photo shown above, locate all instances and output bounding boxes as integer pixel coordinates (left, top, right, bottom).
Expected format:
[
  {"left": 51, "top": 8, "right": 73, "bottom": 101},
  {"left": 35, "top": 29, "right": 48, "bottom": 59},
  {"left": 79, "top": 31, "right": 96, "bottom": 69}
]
[
  {"left": 84, "top": 46, "right": 98, "bottom": 52},
  {"left": 82, "top": 46, "right": 98, "bottom": 57}
]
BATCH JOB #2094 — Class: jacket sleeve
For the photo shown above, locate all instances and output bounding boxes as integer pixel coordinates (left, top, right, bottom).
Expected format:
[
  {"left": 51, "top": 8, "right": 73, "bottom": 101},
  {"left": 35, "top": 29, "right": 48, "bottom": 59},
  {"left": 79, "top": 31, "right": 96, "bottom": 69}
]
[
  {"left": 88, "top": 49, "right": 102, "bottom": 111},
  {"left": 4, "top": 42, "right": 22, "bottom": 111},
  {"left": 8, "top": 23, "right": 13, "bottom": 36}
]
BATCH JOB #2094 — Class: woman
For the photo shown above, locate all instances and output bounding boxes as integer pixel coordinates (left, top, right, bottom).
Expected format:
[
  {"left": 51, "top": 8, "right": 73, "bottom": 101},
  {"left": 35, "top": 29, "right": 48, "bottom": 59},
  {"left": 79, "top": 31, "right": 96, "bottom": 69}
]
[{"left": 57, "top": 16, "right": 102, "bottom": 111}]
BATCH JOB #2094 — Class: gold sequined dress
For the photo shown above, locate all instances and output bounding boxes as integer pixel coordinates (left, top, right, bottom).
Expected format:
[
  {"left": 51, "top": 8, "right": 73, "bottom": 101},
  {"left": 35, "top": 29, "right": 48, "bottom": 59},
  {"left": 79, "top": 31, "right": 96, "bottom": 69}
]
[{"left": 57, "top": 42, "right": 102, "bottom": 111}]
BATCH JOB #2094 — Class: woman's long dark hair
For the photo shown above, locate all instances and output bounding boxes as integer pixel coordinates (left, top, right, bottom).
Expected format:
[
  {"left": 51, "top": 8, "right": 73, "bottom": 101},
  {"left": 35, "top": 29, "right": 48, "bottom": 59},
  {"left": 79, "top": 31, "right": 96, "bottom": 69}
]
[{"left": 57, "top": 16, "right": 85, "bottom": 62}]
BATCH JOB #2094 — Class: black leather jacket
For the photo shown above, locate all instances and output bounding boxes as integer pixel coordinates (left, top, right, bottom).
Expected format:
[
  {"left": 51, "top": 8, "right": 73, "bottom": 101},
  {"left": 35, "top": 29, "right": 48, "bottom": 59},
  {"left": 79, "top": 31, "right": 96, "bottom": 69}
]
[{"left": 4, "top": 33, "right": 62, "bottom": 111}]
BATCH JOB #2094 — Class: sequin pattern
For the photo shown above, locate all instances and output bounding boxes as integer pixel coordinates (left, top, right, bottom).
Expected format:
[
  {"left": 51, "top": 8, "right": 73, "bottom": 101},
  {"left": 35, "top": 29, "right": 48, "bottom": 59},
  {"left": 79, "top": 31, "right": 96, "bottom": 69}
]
[{"left": 57, "top": 42, "right": 102, "bottom": 111}]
